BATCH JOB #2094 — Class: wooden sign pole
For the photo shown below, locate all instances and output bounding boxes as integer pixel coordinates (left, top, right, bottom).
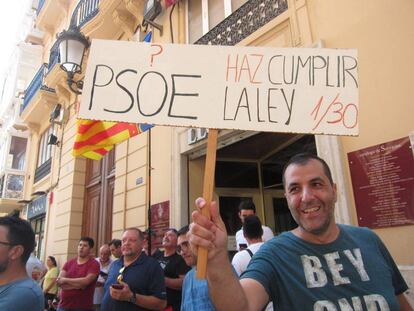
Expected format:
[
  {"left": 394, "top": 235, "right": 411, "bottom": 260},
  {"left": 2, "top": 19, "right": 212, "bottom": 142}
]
[{"left": 196, "top": 128, "right": 218, "bottom": 279}]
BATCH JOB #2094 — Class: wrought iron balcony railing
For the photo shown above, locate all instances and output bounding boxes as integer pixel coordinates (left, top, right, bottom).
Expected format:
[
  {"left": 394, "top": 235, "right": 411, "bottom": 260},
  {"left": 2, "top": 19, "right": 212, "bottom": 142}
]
[
  {"left": 46, "top": 0, "right": 100, "bottom": 73},
  {"left": 21, "top": 64, "right": 55, "bottom": 114},
  {"left": 74, "top": 0, "right": 100, "bottom": 28},
  {"left": 37, "top": 0, "right": 46, "bottom": 16},
  {"left": 48, "top": 40, "right": 60, "bottom": 71},
  {"left": 37, "top": 0, "right": 99, "bottom": 26}
]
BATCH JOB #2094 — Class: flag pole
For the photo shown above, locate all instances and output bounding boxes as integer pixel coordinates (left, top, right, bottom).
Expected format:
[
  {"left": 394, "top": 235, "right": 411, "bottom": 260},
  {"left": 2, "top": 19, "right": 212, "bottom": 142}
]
[
  {"left": 146, "top": 29, "right": 153, "bottom": 257},
  {"left": 147, "top": 127, "right": 152, "bottom": 256}
]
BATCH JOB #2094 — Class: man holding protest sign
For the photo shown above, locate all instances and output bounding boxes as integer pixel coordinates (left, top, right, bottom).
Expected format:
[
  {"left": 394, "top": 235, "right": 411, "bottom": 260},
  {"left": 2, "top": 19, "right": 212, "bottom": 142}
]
[{"left": 189, "top": 153, "right": 412, "bottom": 311}]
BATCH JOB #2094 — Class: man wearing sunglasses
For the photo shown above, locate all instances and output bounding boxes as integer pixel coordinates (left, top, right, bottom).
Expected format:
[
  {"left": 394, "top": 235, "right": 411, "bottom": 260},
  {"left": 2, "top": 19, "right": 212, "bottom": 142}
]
[
  {"left": 177, "top": 225, "right": 215, "bottom": 311},
  {"left": 101, "top": 227, "right": 166, "bottom": 311},
  {"left": 0, "top": 215, "right": 44, "bottom": 310}
]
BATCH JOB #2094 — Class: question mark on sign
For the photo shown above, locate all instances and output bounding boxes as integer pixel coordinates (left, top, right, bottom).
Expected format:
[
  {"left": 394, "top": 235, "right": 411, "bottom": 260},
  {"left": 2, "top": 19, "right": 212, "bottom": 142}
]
[{"left": 150, "top": 44, "right": 163, "bottom": 66}]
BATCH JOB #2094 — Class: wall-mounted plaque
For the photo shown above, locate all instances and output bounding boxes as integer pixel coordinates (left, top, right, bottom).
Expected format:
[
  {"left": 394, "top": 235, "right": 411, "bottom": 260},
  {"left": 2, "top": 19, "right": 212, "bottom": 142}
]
[
  {"left": 150, "top": 200, "right": 170, "bottom": 248},
  {"left": 347, "top": 137, "right": 414, "bottom": 228}
]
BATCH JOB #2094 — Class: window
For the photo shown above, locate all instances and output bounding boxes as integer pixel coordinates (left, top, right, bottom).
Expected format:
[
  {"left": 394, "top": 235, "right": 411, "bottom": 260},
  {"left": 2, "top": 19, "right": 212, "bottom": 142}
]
[
  {"left": 9, "top": 136, "right": 27, "bottom": 170},
  {"left": 30, "top": 216, "right": 45, "bottom": 258},
  {"left": 187, "top": 0, "right": 249, "bottom": 43},
  {"left": 37, "top": 126, "right": 53, "bottom": 168},
  {"left": 208, "top": 0, "right": 225, "bottom": 31},
  {"left": 34, "top": 127, "right": 53, "bottom": 183},
  {"left": 28, "top": 195, "right": 47, "bottom": 258},
  {"left": 231, "top": 0, "right": 246, "bottom": 11}
]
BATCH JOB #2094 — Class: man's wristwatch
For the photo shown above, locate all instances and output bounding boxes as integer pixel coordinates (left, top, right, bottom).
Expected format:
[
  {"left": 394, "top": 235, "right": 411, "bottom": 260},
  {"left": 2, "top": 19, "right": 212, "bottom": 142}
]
[{"left": 128, "top": 292, "right": 137, "bottom": 304}]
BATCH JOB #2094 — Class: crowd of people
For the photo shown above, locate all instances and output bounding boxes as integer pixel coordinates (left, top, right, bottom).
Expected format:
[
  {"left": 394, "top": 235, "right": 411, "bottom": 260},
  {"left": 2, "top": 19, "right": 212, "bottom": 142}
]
[{"left": 0, "top": 153, "right": 411, "bottom": 310}]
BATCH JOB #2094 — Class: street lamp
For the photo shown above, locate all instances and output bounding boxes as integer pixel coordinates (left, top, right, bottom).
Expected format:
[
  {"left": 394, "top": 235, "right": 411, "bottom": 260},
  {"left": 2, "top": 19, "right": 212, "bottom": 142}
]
[{"left": 55, "top": 23, "right": 90, "bottom": 94}]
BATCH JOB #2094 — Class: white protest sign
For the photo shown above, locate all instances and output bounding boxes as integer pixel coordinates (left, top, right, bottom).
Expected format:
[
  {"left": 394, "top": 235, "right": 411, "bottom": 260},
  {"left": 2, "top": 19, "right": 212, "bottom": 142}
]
[{"left": 80, "top": 40, "right": 359, "bottom": 136}]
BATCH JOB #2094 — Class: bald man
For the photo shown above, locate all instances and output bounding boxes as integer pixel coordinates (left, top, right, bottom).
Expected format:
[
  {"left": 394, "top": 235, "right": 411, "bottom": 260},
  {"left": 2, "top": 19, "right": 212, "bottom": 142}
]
[{"left": 94, "top": 244, "right": 113, "bottom": 310}]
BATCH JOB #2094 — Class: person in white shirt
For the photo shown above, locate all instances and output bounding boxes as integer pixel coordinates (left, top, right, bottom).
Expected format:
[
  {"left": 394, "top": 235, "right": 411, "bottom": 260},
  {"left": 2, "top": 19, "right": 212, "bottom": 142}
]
[
  {"left": 235, "top": 200, "right": 273, "bottom": 250},
  {"left": 26, "top": 249, "right": 46, "bottom": 283},
  {"left": 93, "top": 244, "right": 113, "bottom": 311},
  {"left": 233, "top": 215, "right": 273, "bottom": 311},
  {"left": 232, "top": 215, "right": 264, "bottom": 276}
]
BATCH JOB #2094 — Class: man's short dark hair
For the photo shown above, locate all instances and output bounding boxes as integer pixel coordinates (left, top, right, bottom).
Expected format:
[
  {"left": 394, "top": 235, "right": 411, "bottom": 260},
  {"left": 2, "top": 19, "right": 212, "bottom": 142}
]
[
  {"left": 238, "top": 200, "right": 256, "bottom": 213},
  {"left": 80, "top": 237, "right": 94, "bottom": 248},
  {"left": 125, "top": 227, "right": 144, "bottom": 240},
  {"left": 109, "top": 239, "right": 121, "bottom": 248},
  {"left": 242, "top": 215, "right": 263, "bottom": 240},
  {"left": 0, "top": 216, "right": 35, "bottom": 264},
  {"left": 282, "top": 153, "right": 334, "bottom": 187},
  {"left": 177, "top": 225, "right": 189, "bottom": 237},
  {"left": 166, "top": 228, "right": 178, "bottom": 236}
]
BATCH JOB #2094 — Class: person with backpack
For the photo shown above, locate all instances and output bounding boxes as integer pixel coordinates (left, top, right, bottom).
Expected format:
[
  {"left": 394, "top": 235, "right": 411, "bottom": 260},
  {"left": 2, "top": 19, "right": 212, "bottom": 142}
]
[{"left": 232, "top": 215, "right": 273, "bottom": 311}]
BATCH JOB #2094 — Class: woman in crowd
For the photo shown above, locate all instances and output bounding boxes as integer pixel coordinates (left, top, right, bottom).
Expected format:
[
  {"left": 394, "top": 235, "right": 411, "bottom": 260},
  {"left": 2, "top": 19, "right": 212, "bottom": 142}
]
[{"left": 42, "top": 256, "right": 59, "bottom": 311}]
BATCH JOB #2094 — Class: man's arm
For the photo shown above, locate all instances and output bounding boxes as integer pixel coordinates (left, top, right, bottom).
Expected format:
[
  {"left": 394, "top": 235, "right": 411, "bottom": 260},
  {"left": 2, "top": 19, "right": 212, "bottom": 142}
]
[
  {"left": 397, "top": 294, "right": 413, "bottom": 311},
  {"left": 189, "top": 198, "right": 268, "bottom": 311},
  {"left": 58, "top": 269, "right": 66, "bottom": 278},
  {"left": 57, "top": 273, "right": 98, "bottom": 290},
  {"left": 165, "top": 275, "right": 185, "bottom": 290},
  {"left": 57, "top": 269, "right": 75, "bottom": 291}
]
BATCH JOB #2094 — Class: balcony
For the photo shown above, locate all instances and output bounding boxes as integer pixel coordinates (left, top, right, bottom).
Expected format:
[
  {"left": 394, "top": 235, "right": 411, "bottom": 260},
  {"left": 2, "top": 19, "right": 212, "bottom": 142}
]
[
  {"left": 44, "top": 0, "right": 144, "bottom": 95},
  {"left": 44, "top": 0, "right": 100, "bottom": 90},
  {"left": 81, "top": 0, "right": 143, "bottom": 40},
  {"left": 0, "top": 134, "right": 28, "bottom": 213},
  {"left": 43, "top": 0, "right": 102, "bottom": 66},
  {"left": 44, "top": 40, "right": 65, "bottom": 88},
  {"left": 20, "top": 64, "right": 57, "bottom": 126},
  {"left": 48, "top": 41, "right": 60, "bottom": 72},
  {"left": 74, "top": 0, "right": 100, "bottom": 28},
  {"left": 0, "top": 171, "right": 26, "bottom": 214},
  {"left": 36, "top": 0, "right": 69, "bottom": 35}
]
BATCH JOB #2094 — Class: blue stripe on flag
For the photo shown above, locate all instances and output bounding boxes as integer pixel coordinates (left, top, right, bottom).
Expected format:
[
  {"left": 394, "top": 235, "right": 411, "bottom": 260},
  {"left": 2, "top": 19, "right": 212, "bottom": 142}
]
[
  {"left": 139, "top": 124, "right": 154, "bottom": 132},
  {"left": 144, "top": 31, "right": 152, "bottom": 43}
]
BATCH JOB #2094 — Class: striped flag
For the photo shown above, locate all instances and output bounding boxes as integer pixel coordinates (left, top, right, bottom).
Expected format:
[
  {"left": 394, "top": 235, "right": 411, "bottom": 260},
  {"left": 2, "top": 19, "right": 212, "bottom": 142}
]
[
  {"left": 72, "top": 121, "right": 153, "bottom": 160},
  {"left": 72, "top": 32, "right": 153, "bottom": 160}
]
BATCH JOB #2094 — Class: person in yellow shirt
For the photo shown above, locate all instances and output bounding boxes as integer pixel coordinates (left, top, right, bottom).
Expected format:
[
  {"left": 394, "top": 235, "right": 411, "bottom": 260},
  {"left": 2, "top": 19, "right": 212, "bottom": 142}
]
[{"left": 42, "top": 256, "right": 58, "bottom": 311}]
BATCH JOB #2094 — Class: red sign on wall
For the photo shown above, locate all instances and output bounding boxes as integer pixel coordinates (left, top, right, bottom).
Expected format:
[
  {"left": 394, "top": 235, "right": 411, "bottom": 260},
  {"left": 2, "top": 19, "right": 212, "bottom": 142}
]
[
  {"left": 347, "top": 137, "right": 414, "bottom": 229},
  {"left": 150, "top": 201, "right": 170, "bottom": 248}
]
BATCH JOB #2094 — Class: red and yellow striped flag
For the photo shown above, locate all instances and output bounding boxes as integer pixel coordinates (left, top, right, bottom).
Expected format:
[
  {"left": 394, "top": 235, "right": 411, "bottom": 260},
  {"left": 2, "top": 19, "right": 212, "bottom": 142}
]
[
  {"left": 72, "top": 120, "right": 149, "bottom": 160},
  {"left": 73, "top": 32, "right": 154, "bottom": 160}
]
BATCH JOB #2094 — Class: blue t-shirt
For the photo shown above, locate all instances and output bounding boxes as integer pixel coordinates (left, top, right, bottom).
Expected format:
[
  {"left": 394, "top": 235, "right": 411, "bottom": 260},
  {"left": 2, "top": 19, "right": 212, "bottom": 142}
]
[
  {"left": 181, "top": 267, "right": 215, "bottom": 311},
  {"left": 101, "top": 253, "right": 166, "bottom": 311},
  {"left": 242, "top": 225, "right": 408, "bottom": 311},
  {"left": 0, "top": 277, "right": 44, "bottom": 310}
]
